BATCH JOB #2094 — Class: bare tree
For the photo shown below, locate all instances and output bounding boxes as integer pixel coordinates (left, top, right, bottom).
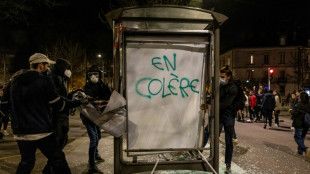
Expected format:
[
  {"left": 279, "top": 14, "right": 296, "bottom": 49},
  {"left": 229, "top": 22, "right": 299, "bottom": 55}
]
[{"left": 0, "top": 0, "right": 68, "bottom": 25}]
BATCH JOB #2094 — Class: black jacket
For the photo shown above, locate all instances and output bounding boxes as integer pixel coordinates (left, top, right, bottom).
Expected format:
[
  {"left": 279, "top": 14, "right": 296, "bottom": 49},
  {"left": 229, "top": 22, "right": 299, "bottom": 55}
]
[
  {"left": 80, "top": 66, "right": 111, "bottom": 121},
  {"left": 220, "top": 81, "right": 238, "bottom": 117},
  {"left": 292, "top": 102, "right": 310, "bottom": 129},
  {"left": 84, "top": 65, "right": 111, "bottom": 101},
  {"left": 1, "top": 70, "right": 65, "bottom": 134},
  {"left": 261, "top": 93, "right": 275, "bottom": 111},
  {"left": 49, "top": 59, "right": 80, "bottom": 116}
]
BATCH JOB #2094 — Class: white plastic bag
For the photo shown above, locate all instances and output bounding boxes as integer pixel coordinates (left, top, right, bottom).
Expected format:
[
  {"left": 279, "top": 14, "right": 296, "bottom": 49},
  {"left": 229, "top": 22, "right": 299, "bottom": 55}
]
[{"left": 73, "top": 90, "right": 126, "bottom": 137}]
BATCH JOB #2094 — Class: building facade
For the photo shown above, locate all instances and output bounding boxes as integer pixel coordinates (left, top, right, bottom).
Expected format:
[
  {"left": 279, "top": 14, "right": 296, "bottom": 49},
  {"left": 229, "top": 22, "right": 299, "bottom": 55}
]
[{"left": 220, "top": 46, "right": 310, "bottom": 98}]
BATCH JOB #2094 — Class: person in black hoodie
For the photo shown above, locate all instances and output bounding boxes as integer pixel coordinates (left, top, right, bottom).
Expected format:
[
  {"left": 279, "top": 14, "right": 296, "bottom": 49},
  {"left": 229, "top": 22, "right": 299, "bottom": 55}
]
[
  {"left": 219, "top": 66, "right": 238, "bottom": 174},
  {"left": 0, "top": 53, "right": 73, "bottom": 174},
  {"left": 81, "top": 65, "right": 111, "bottom": 174},
  {"left": 48, "top": 58, "right": 79, "bottom": 149},
  {"left": 42, "top": 58, "right": 81, "bottom": 174},
  {"left": 291, "top": 91, "right": 310, "bottom": 156},
  {"left": 261, "top": 90, "right": 276, "bottom": 129}
]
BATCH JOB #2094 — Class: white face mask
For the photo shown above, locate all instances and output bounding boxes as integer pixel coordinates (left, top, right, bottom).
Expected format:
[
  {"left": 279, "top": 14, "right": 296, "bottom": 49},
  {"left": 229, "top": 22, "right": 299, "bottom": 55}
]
[
  {"left": 64, "top": 69, "right": 72, "bottom": 78},
  {"left": 220, "top": 77, "right": 226, "bottom": 85},
  {"left": 90, "top": 75, "right": 99, "bottom": 83}
]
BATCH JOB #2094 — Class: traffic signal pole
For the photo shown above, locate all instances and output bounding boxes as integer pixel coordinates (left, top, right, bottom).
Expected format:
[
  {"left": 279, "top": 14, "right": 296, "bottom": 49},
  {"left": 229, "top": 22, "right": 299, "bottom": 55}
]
[{"left": 268, "top": 67, "right": 270, "bottom": 90}]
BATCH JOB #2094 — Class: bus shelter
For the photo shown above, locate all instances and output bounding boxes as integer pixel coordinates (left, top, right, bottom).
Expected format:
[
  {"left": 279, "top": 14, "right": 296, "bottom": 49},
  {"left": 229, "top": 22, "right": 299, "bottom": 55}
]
[{"left": 105, "top": 5, "right": 227, "bottom": 174}]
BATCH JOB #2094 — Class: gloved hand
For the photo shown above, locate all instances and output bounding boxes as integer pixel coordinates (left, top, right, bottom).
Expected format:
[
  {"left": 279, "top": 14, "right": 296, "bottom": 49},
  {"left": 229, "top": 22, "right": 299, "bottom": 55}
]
[{"left": 79, "top": 97, "right": 89, "bottom": 105}]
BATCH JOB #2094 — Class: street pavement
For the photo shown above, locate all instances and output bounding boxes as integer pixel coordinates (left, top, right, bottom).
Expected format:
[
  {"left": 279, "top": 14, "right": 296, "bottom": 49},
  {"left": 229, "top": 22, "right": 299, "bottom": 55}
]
[{"left": 0, "top": 109, "right": 310, "bottom": 174}]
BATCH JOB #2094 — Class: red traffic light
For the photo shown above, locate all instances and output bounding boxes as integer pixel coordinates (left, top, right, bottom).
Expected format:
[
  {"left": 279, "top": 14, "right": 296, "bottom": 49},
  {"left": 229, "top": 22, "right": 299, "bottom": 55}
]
[{"left": 269, "top": 69, "right": 274, "bottom": 74}]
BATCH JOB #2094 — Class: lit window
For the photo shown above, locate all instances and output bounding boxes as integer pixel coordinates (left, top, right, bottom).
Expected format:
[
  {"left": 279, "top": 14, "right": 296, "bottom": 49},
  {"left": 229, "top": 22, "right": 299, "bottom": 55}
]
[{"left": 250, "top": 55, "right": 254, "bottom": 64}]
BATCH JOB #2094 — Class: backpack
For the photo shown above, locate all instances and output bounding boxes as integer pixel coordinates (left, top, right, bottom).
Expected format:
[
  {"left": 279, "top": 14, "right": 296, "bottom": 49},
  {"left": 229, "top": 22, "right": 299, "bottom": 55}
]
[{"left": 234, "top": 82, "right": 246, "bottom": 111}]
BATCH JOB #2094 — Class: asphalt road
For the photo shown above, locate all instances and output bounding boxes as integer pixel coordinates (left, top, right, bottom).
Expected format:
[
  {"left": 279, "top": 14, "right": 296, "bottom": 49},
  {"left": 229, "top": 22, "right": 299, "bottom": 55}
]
[{"left": 228, "top": 113, "right": 310, "bottom": 174}]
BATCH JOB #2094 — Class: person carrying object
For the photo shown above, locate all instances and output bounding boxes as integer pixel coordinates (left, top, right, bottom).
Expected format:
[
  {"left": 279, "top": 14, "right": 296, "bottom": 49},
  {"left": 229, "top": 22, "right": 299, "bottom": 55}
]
[
  {"left": 80, "top": 65, "right": 112, "bottom": 174},
  {"left": 43, "top": 58, "right": 82, "bottom": 174}
]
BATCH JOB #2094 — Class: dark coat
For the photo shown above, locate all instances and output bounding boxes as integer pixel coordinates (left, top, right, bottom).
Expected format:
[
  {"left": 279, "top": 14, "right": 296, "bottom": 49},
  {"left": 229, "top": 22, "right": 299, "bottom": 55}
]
[
  {"left": 49, "top": 58, "right": 70, "bottom": 98},
  {"left": 292, "top": 102, "right": 310, "bottom": 129},
  {"left": 49, "top": 59, "right": 79, "bottom": 116},
  {"left": 84, "top": 65, "right": 111, "bottom": 101},
  {"left": 220, "top": 81, "right": 238, "bottom": 117},
  {"left": 261, "top": 93, "right": 275, "bottom": 111},
  {"left": 1, "top": 70, "right": 65, "bottom": 134},
  {"left": 80, "top": 65, "right": 112, "bottom": 121}
]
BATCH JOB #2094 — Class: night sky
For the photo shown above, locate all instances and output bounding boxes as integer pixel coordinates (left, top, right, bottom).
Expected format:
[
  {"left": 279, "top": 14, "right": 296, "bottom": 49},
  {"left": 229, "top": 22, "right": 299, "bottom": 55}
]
[{"left": 1, "top": 0, "right": 309, "bottom": 72}]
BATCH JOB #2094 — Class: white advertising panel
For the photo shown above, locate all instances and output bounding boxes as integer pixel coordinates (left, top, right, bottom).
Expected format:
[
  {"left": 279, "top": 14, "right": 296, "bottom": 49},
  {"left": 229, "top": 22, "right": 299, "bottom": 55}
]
[{"left": 126, "top": 37, "right": 206, "bottom": 151}]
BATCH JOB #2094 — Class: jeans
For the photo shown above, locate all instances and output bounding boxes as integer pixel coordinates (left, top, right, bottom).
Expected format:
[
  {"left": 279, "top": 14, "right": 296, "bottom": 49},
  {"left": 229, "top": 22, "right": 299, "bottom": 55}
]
[
  {"left": 264, "top": 110, "right": 273, "bottom": 127},
  {"left": 255, "top": 106, "right": 262, "bottom": 120},
  {"left": 219, "top": 115, "right": 235, "bottom": 167},
  {"left": 81, "top": 116, "right": 101, "bottom": 166},
  {"left": 52, "top": 114, "right": 69, "bottom": 149},
  {"left": 249, "top": 106, "right": 255, "bottom": 120},
  {"left": 294, "top": 128, "right": 307, "bottom": 155},
  {"left": 16, "top": 133, "right": 71, "bottom": 174},
  {"left": 43, "top": 114, "right": 69, "bottom": 173},
  {"left": 274, "top": 110, "right": 280, "bottom": 125}
]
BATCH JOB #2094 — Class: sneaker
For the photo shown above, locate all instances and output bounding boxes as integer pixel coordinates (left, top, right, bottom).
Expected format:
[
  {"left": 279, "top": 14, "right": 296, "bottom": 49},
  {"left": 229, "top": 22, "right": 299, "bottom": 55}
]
[
  {"left": 82, "top": 165, "right": 103, "bottom": 174},
  {"left": 274, "top": 124, "right": 278, "bottom": 127},
  {"left": 225, "top": 166, "right": 232, "bottom": 174},
  {"left": 246, "top": 119, "right": 252, "bottom": 122},
  {"left": 95, "top": 155, "right": 105, "bottom": 162},
  {"left": 232, "top": 138, "right": 238, "bottom": 143},
  {"left": 295, "top": 151, "right": 304, "bottom": 156}
]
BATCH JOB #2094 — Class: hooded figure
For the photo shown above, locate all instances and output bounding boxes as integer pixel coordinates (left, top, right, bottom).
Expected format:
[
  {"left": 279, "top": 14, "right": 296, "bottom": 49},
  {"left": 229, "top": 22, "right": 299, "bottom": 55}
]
[
  {"left": 42, "top": 58, "right": 80, "bottom": 173},
  {"left": 84, "top": 65, "right": 111, "bottom": 101},
  {"left": 80, "top": 65, "right": 111, "bottom": 174},
  {"left": 49, "top": 58, "right": 71, "bottom": 97}
]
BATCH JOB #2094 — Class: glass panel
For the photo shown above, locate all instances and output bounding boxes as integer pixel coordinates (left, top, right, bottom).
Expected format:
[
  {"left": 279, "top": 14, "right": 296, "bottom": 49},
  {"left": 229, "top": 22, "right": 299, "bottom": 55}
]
[
  {"left": 122, "top": 7, "right": 213, "bottom": 20},
  {"left": 122, "top": 21, "right": 209, "bottom": 30}
]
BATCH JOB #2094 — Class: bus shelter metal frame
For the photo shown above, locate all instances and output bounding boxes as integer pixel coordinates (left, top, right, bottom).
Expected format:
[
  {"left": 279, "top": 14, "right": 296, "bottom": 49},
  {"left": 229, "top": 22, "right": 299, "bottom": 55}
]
[{"left": 105, "top": 5, "right": 227, "bottom": 174}]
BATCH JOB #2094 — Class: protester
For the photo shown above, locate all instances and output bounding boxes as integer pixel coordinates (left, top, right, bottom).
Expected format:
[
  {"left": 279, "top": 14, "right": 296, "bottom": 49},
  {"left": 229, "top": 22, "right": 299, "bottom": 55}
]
[
  {"left": 0, "top": 53, "right": 77, "bottom": 174},
  {"left": 243, "top": 91, "right": 249, "bottom": 120},
  {"left": 273, "top": 90, "right": 281, "bottom": 127},
  {"left": 48, "top": 58, "right": 80, "bottom": 148},
  {"left": 219, "top": 66, "right": 238, "bottom": 173},
  {"left": 43, "top": 58, "right": 81, "bottom": 174},
  {"left": 81, "top": 65, "right": 111, "bottom": 174},
  {"left": 237, "top": 91, "right": 248, "bottom": 122},
  {"left": 292, "top": 90, "right": 303, "bottom": 109},
  {"left": 291, "top": 91, "right": 310, "bottom": 156},
  {"left": 262, "top": 90, "right": 276, "bottom": 129},
  {"left": 255, "top": 88, "right": 264, "bottom": 121},
  {"left": 248, "top": 90, "right": 256, "bottom": 122}
]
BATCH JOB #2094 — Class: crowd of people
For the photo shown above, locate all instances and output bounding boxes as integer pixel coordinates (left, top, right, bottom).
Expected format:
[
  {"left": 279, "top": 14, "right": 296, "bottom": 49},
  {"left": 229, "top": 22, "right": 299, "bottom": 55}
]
[
  {"left": 234, "top": 80, "right": 310, "bottom": 158},
  {"left": 236, "top": 86, "right": 281, "bottom": 129},
  {"left": 0, "top": 53, "right": 111, "bottom": 174}
]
